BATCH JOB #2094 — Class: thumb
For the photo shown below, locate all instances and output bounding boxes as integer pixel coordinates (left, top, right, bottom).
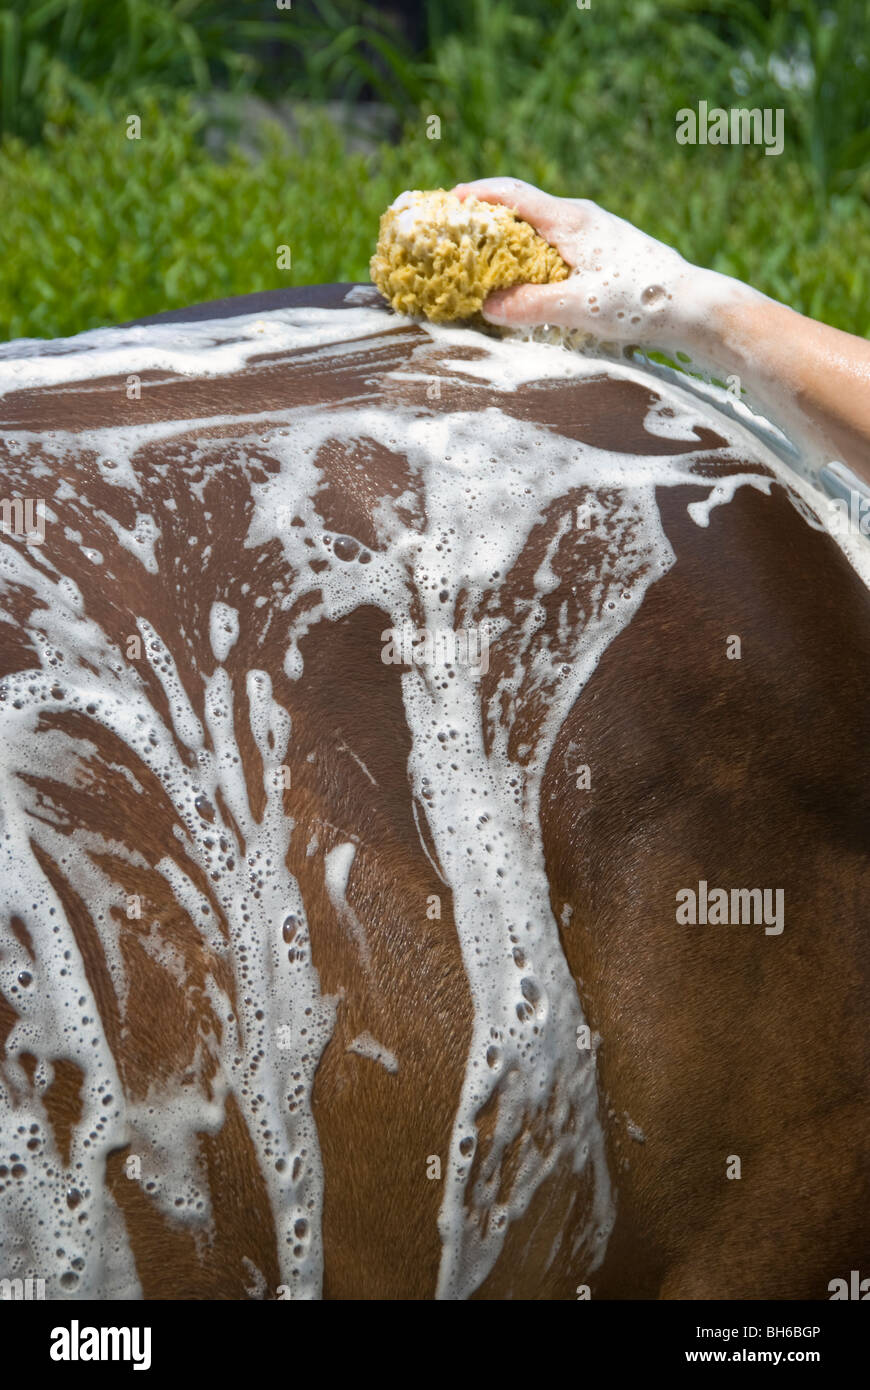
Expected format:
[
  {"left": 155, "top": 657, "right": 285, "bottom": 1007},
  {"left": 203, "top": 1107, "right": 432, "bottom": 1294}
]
[{"left": 482, "top": 282, "right": 575, "bottom": 328}]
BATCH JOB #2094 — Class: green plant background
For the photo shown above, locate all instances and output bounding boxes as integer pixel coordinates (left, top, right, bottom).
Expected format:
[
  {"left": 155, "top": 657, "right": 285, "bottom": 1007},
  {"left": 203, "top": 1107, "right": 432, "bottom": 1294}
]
[{"left": 1, "top": 0, "right": 868, "bottom": 342}]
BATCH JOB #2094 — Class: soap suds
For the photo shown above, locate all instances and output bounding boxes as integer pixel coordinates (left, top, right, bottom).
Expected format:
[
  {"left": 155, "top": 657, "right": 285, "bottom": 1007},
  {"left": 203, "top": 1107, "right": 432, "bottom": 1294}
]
[
  {"left": 324, "top": 842, "right": 375, "bottom": 981},
  {"left": 346, "top": 1032, "right": 399, "bottom": 1074},
  {"left": 1, "top": 295, "right": 865, "bottom": 1304}
]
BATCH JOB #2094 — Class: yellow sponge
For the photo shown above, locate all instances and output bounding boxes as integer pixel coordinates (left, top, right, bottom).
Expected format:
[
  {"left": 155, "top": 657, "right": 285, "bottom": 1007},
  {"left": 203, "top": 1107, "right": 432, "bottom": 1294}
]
[{"left": 370, "top": 188, "right": 571, "bottom": 323}]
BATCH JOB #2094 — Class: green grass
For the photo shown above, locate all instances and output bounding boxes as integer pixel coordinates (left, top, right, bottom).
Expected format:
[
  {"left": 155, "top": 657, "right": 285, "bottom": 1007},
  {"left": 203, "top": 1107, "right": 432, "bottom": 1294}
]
[{"left": 1, "top": 93, "right": 869, "bottom": 343}]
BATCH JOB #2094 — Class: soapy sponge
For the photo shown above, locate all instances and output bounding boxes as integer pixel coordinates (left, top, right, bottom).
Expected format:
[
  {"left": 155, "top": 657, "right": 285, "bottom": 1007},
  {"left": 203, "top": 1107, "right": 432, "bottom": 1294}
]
[{"left": 370, "top": 188, "right": 571, "bottom": 323}]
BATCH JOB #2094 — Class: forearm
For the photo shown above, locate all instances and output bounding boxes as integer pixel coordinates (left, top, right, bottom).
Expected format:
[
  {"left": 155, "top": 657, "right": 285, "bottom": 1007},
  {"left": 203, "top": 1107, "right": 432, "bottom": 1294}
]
[{"left": 677, "top": 270, "right": 870, "bottom": 485}]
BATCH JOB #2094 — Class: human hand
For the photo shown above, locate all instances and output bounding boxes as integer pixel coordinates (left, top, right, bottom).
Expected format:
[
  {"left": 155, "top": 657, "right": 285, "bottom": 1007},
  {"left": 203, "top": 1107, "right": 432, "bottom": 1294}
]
[{"left": 451, "top": 177, "right": 711, "bottom": 347}]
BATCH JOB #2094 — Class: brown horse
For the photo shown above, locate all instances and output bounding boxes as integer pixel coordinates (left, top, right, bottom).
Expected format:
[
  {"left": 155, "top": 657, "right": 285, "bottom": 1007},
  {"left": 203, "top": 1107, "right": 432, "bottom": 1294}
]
[{"left": 0, "top": 284, "right": 867, "bottom": 1300}]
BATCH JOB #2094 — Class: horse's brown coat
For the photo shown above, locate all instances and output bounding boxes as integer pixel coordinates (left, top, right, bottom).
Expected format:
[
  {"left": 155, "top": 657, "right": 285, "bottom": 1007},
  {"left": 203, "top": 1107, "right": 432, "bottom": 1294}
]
[{"left": 0, "top": 286, "right": 867, "bottom": 1299}]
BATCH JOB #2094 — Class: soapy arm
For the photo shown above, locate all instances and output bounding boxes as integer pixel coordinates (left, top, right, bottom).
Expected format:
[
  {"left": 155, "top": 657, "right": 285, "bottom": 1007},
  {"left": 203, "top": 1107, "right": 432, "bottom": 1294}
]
[{"left": 453, "top": 178, "right": 870, "bottom": 487}]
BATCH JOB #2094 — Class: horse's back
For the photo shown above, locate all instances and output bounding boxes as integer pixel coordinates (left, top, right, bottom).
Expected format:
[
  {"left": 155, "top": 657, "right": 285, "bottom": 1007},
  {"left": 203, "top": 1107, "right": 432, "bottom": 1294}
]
[{"left": 0, "top": 287, "right": 866, "bottom": 1299}]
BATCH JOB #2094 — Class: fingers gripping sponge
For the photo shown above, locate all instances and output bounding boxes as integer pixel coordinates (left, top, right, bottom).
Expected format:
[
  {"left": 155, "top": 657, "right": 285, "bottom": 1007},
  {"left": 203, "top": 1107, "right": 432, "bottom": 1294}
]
[{"left": 370, "top": 188, "right": 571, "bottom": 323}]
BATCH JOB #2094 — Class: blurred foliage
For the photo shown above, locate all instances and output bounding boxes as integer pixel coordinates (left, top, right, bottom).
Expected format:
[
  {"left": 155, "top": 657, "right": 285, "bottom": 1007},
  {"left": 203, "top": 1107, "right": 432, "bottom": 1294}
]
[
  {"left": 1, "top": 93, "right": 868, "bottom": 343},
  {"left": 0, "top": 0, "right": 412, "bottom": 140},
  {"left": 371, "top": 0, "right": 870, "bottom": 200},
  {"left": 0, "top": 0, "right": 868, "bottom": 340},
  {"left": 0, "top": 0, "right": 259, "bottom": 141}
]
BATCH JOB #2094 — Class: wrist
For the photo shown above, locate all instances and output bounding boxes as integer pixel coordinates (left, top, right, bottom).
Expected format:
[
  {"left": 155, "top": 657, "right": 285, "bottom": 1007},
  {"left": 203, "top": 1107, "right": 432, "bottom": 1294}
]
[
  {"left": 671, "top": 265, "right": 766, "bottom": 372},
  {"left": 669, "top": 261, "right": 783, "bottom": 380}
]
